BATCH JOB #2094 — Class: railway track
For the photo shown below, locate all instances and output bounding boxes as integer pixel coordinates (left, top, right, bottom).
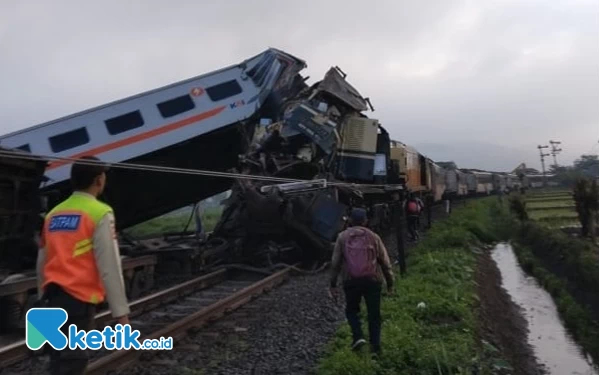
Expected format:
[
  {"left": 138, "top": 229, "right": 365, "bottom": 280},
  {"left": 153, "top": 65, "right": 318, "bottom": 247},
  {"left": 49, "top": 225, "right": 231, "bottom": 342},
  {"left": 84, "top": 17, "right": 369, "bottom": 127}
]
[{"left": 0, "top": 265, "right": 295, "bottom": 374}]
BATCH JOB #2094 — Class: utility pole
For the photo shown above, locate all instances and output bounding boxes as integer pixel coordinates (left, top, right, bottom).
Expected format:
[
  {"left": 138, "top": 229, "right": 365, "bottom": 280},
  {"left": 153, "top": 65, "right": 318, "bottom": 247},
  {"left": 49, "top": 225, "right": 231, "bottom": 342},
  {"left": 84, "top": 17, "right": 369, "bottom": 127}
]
[
  {"left": 538, "top": 145, "right": 550, "bottom": 187},
  {"left": 549, "top": 140, "right": 562, "bottom": 167}
]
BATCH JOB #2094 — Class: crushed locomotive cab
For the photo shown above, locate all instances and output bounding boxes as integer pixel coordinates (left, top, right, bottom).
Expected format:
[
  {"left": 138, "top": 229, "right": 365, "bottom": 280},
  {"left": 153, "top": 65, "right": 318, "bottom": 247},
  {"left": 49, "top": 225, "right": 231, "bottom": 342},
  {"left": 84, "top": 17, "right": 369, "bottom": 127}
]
[{"left": 203, "top": 67, "right": 403, "bottom": 267}]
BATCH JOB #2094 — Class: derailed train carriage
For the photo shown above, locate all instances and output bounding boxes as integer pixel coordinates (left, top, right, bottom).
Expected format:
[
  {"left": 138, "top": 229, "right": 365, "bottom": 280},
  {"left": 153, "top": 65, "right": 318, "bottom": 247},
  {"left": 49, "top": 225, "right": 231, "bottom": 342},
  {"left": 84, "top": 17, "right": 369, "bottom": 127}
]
[
  {"left": 0, "top": 50, "right": 410, "bottom": 327},
  {"left": 204, "top": 67, "right": 406, "bottom": 265},
  {"left": 0, "top": 47, "right": 529, "bottom": 332}
]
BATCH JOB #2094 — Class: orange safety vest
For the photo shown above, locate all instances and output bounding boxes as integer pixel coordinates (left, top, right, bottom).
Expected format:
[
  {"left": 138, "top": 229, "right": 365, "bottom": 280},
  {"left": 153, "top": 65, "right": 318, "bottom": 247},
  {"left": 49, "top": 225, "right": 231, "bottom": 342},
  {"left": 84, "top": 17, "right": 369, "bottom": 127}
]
[{"left": 41, "top": 192, "right": 114, "bottom": 304}]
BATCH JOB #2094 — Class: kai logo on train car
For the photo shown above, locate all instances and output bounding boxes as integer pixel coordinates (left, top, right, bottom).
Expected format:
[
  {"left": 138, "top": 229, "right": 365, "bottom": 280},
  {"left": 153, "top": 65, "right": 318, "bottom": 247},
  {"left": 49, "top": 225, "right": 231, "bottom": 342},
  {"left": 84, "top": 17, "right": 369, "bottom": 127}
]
[
  {"left": 48, "top": 214, "right": 81, "bottom": 232},
  {"left": 229, "top": 100, "right": 245, "bottom": 109},
  {"left": 190, "top": 87, "right": 205, "bottom": 96}
]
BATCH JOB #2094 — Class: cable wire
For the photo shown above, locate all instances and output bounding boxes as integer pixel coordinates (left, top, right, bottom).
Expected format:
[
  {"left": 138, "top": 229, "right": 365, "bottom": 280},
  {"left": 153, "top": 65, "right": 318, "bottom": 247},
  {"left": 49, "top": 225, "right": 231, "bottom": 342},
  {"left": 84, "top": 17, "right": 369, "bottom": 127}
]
[
  {"left": 0, "top": 149, "right": 404, "bottom": 190},
  {"left": 0, "top": 150, "right": 304, "bottom": 184}
]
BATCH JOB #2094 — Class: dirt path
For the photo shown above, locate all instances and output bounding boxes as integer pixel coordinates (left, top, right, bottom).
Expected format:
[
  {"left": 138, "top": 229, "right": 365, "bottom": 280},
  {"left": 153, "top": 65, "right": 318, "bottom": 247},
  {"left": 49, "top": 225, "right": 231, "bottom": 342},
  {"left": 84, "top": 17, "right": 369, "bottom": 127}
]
[{"left": 475, "top": 247, "right": 547, "bottom": 375}]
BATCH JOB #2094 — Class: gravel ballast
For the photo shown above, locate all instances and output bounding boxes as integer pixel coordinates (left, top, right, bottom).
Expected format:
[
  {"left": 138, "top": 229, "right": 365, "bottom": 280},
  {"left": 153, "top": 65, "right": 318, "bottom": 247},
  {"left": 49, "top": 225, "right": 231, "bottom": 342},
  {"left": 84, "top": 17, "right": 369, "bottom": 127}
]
[{"left": 119, "top": 207, "right": 440, "bottom": 375}]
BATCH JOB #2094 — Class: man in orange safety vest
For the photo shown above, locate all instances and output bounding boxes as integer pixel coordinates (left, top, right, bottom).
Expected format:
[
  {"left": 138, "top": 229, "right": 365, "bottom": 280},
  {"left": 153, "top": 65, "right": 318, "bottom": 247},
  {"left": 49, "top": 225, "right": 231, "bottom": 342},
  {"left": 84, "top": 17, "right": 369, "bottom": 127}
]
[{"left": 36, "top": 155, "right": 130, "bottom": 375}]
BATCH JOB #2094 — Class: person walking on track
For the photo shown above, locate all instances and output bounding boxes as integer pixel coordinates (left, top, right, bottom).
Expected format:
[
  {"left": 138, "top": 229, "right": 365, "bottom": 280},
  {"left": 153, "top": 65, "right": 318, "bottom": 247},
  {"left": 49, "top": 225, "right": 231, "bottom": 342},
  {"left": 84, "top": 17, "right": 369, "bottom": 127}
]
[
  {"left": 404, "top": 193, "right": 424, "bottom": 241},
  {"left": 329, "top": 207, "right": 394, "bottom": 355},
  {"left": 36, "top": 155, "right": 130, "bottom": 375}
]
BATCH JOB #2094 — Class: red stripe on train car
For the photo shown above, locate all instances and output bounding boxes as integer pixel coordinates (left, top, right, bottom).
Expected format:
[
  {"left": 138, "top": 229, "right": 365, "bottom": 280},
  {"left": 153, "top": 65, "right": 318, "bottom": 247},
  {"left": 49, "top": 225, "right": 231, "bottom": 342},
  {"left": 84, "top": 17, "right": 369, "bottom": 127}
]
[{"left": 47, "top": 106, "right": 227, "bottom": 170}]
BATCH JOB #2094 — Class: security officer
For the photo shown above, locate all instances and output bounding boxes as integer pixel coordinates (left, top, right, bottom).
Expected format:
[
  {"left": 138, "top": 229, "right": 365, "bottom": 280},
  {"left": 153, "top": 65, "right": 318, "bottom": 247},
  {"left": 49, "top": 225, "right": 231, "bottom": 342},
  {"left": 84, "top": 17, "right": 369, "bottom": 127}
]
[{"left": 36, "top": 155, "right": 130, "bottom": 375}]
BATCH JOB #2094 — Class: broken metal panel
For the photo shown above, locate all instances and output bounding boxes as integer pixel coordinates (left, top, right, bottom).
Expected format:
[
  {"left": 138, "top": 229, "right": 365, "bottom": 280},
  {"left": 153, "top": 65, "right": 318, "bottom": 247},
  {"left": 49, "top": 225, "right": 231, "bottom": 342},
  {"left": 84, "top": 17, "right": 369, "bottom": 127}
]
[
  {"left": 282, "top": 104, "right": 338, "bottom": 154},
  {"left": 315, "top": 67, "right": 369, "bottom": 112},
  {"left": 308, "top": 192, "right": 347, "bottom": 241},
  {"left": 201, "top": 63, "right": 406, "bottom": 266},
  {"left": 243, "top": 184, "right": 286, "bottom": 236},
  {"left": 336, "top": 151, "right": 376, "bottom": 181}
]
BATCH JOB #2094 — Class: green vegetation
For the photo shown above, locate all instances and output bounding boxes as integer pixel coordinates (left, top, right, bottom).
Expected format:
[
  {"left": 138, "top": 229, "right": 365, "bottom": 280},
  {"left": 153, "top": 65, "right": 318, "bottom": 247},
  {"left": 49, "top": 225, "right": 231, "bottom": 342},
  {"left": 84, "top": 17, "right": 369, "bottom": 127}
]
[
  {"left": 124, "top": 206, "right": 223, "bottom": 238},
  {"left": 550, "top": 154, "right": 598, "bottom": 186},
  {"left": 528, "top": 209, "right": 577, "bottom": 221},
  {"left": 523, "top": 190, "right": 579, "bottom": 227},
  {"left": 573, "top": 178, "right": 599, "bottom": 238},
  {"left": 318, "top": 194, "right": 598, "bottom": 373},
  {"left": 503, "top": 193, "right": 599, "bottom": 364},
  {"left": 526, "top": 201, "right": 574, "bottom": 209},
  {"left": 317, "top": 199, "right": 509, "bottom": 375}
]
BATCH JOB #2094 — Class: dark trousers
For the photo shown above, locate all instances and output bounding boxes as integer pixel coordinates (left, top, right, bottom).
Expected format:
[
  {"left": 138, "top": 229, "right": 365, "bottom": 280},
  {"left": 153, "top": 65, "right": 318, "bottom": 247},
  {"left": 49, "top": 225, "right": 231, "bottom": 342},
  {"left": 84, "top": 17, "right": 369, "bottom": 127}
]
[
  {"left": 343, "top": 280, "right": 382, "bottom": 352},
  {"left": 44, "top": 284, "right": 96, "bottom": 375},
  {"left": 407, "top": 215, "right": 419, "bottom": 240}
]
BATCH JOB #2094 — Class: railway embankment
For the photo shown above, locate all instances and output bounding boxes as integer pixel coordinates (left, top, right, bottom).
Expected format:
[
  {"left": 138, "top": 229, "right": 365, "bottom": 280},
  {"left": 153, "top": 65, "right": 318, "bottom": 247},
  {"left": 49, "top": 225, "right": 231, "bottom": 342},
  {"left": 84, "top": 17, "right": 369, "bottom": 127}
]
[{"left": 317, "top": 198, "right": 544, "bottom": 375}]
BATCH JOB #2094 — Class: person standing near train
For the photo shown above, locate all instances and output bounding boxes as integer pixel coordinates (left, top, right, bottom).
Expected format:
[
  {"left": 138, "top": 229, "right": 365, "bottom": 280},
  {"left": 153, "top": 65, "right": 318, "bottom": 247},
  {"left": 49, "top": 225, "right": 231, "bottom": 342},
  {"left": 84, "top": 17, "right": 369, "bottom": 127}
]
[
  {"left": 36, "top": 156, "right": 130, "bottom": 375},
  {"left": 329, "top": 208, "right": 395, "bottom": 355},
  {"left": 404, "top": 193, "right": 424, "bottom": 241}
]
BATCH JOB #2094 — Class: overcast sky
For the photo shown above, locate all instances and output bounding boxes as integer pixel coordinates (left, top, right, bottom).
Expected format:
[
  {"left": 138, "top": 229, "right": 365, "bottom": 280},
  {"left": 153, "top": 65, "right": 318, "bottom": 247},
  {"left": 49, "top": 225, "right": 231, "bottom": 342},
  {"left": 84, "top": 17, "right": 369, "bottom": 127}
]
[{"left": 0, "top": 0, "right": 597, "bottom": 171}]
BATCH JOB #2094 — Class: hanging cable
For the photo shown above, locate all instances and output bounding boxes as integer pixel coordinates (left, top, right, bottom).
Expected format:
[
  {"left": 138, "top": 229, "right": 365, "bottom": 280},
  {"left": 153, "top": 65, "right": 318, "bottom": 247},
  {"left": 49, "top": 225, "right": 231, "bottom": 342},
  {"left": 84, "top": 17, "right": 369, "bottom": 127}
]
[
  {"left": 0, "top": 149, "right": 304, "bottom": 184},
  {"left": 0, "top": 149, "right": 405, "bottom": 190}
]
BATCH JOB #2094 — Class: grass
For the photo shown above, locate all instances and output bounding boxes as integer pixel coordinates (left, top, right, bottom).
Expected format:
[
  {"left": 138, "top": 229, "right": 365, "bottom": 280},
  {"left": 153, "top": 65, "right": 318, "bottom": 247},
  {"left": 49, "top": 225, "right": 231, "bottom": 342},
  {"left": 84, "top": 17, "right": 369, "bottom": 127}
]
[
  {"left": 526, "top": 196, "right": 573, "bottom": 202},
  {"left": 523, "top": 191, "right": 578, "bottom": 227},
  {"left": 526, "top": 201, "right": 574, "bottom": 209},
  {"left": 528, "top": 209, "right": 578, "bottom": 221},
  {"left": 124, "top": 206, "right": 223, "bottom": 238},
  {"left": 527, "top": 188, "right": 571, "bottom": 196},
  {"left": 316, "top": 199, "right": 509, "bottom": 375},
  {"left": 535, "top": 217, "right": 580, "bottom": 229}
]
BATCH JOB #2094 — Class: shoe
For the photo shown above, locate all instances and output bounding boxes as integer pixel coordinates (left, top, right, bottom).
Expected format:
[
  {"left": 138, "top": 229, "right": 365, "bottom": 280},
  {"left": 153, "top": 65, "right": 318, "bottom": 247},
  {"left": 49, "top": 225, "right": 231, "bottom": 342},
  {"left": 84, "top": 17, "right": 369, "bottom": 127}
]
[{"left": 351, "top": 339, "right": 367, "bottom": 351}]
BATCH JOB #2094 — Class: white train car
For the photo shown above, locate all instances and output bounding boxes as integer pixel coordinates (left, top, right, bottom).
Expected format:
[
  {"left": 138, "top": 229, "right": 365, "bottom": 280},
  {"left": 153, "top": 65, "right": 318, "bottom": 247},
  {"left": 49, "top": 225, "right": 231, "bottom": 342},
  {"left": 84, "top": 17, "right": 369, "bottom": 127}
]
[
  {"left": 472, "top": 171, "right": 493, "bottom": 194},
  {"left": 492, "top": 173, "right": 507, "bottom": 192},
  {"left": 0, "top": 48, "right": 307, "bottom": 228},
  {"left": 464, "top": 172, "right": 477, "bottom": 194}
]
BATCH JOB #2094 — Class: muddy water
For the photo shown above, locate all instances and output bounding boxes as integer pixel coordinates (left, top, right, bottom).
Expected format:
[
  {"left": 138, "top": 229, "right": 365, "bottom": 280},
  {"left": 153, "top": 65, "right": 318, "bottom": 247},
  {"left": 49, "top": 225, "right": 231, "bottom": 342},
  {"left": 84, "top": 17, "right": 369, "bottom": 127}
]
[{"left": 491, "top": 242, "right": 598, "bottom": 375}]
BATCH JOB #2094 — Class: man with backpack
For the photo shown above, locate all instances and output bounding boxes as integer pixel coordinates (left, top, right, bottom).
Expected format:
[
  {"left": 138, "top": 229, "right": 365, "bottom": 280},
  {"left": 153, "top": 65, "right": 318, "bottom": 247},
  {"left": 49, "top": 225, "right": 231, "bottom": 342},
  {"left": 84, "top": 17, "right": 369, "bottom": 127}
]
[
  {"left": 329, "top": 208, "right": 394, "bottom": 355},
  {"left": 404, "top": 193, "right": 424, "bottom": 241}
]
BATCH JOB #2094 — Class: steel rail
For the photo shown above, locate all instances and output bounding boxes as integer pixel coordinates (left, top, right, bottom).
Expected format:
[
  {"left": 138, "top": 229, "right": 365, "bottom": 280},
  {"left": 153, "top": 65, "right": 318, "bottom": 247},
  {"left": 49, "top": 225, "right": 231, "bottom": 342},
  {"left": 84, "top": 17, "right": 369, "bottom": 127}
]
[
  {"left": 0, "top": 268, "right": 227, "bottom": 368},
  {"left": 0, "top": 255, "right": 157, "bottom": 297},
  {"left": 84, "top": 266, "right": 294, "bottom": 375}
]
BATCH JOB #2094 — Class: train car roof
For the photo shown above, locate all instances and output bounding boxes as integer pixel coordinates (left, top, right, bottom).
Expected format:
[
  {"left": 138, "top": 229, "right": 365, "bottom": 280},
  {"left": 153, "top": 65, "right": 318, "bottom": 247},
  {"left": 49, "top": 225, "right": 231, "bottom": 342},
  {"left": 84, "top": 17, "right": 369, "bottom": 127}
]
[{"left": 0, "top": 47, "right": 306, "bottom": 140}]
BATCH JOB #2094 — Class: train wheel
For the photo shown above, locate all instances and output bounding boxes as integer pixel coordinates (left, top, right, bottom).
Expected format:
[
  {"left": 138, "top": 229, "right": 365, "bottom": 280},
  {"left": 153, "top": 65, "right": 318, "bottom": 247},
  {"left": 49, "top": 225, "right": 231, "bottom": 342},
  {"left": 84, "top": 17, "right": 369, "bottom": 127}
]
[{"left": 129, "top": 270, "right": 153, "bottom": 300}]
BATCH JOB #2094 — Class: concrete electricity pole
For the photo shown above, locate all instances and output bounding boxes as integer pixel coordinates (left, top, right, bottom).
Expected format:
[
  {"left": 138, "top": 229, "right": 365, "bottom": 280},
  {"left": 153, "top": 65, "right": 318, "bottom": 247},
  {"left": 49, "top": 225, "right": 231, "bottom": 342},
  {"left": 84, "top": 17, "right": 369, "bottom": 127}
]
[
  {"left": 549, "top": 140, "right": 562, "bottom": 167},
  {"left": 538, "top": 145, "right": 550, "bottom": 187}
]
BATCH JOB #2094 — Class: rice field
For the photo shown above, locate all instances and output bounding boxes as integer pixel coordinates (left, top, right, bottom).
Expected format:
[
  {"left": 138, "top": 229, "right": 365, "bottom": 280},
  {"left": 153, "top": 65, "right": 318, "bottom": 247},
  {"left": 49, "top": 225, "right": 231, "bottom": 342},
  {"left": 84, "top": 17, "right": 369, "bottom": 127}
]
[{"left": 525, "top": 189, "right": 579, "bottom": 228}]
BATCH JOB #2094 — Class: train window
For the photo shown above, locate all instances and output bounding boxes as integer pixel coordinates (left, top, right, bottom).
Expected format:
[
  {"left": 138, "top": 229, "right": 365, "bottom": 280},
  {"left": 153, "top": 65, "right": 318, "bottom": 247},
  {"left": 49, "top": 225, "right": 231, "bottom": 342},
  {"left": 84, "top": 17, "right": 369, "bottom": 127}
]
[
  {"left": 16, "top": 144, "right": 31, "bottom": 152},
  {"left": 205, "top": 80, "right": 243, "bottom": 102},
  {"left": 105, "top": 110, "right": 144, "bottom": 135},
  {"left": 157, "top": 95, "right": 196, "bottom": 118},
  {"left": 48, "top": 127, "right": 90, "bottom": 153}
]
